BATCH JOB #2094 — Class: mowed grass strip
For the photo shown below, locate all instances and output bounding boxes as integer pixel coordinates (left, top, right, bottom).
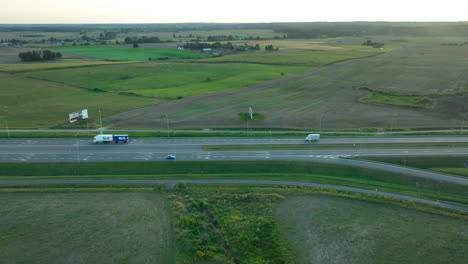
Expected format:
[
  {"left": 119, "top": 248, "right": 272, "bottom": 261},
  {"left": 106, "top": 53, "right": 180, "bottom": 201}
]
[
  {"left": 0, "top": 192, "right": 175, "bottom": 264},
  {"left": 53, "top": 45, "right": 211, "bottom": 61},
  {"left": 433, "top": 168, "right": 468, "bottom": 177},
  {"left": 1, "top": 172, "right": 466, "bottom": 205},
  {"left": 276, "top": 196, "right": 468, "bottom": 264},
  {"left": 22, "top": 61, "right": 307, "bottom": 98},
  {"left": 359, "top": 156, "right": 468, "bottom": 178},
  {"left": 0, "top": 72, "right": 159, "bottom": 128},
  {"left": 0, "top": 160, "right": 466, "bottom": 204}
]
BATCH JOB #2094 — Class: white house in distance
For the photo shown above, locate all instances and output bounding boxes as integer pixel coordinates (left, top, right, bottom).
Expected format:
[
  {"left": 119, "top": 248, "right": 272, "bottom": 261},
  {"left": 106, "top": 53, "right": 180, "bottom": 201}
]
[{"left": 177, "top": 46, "right": 185, "bottom": 50}]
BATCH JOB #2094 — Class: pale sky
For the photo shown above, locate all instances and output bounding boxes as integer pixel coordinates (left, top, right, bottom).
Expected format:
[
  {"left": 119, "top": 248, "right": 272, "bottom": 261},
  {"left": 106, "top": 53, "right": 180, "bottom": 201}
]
[{"left": 1, "top": 0, "right": 468, "bottom": 24}]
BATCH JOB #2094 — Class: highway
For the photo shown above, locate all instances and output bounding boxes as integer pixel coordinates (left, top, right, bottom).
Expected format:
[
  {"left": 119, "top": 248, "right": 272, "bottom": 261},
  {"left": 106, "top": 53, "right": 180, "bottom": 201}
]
[
  {"left": 1, "top": 136, "right": 467, "bottom": 212},
  {"left": 1, "top": 137, "right": 468, "bottom": 185}
]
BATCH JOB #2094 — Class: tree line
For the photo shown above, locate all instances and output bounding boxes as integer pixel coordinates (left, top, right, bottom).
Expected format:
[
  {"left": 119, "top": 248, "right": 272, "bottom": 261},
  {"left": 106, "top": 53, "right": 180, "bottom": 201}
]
[
  {"left": 18, "top": 50, "right": 62, "bottom": 62},
  {"left": 183, "top": 42, "right": 263, "bottom": 51},
  {"left": 362, "top": 40, "right": 385, "bottom": 48},
  {"left": 124, "top": 36, "right": 161, "bottom": 44}
]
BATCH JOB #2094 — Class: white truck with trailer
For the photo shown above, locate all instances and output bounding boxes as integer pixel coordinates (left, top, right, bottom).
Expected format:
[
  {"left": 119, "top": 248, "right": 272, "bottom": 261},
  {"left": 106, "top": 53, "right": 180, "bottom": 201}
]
[
  {"left": 93, "top": 134, "right": 129, "bottom": 143},
  {"left": 305, "top": 134, "right": 320, "bottom": 142}
]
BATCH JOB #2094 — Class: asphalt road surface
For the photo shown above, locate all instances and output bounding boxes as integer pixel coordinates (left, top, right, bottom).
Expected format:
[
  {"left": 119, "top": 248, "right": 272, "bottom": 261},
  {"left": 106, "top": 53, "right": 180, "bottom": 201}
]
[{"left": 1, "top": 137, "right": 468, "bottom": 185}]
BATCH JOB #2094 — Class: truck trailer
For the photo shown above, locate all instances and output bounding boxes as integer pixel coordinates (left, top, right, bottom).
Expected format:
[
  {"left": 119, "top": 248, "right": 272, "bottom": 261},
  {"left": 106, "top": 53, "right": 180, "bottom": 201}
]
[
  {"left": 93, "top": 134, "right": 129, "bottom": 143},
  {"left": 305, "top": 134, "right": 320, "bottom": 142}
]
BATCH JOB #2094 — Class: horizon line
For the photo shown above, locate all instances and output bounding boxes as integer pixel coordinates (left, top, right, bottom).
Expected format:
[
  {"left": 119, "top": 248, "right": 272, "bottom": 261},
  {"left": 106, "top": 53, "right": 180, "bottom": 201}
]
[{"left": 1, "top": 20, "right": 468, "bottom": 25}]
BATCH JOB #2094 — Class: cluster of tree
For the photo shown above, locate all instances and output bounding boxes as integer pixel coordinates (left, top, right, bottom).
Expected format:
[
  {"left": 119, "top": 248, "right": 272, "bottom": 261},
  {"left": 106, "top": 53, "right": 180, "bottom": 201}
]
[
  {"left": 124, "top": 36, "right": 161, "bottom": 44},
  {"left": 264, "top": 44, "right": 279, "bottom": 51},
  {"left": 271, "top": 22, "right": 468, "bottom": 38},
  {"left": 441, "top": 42, "right": 466, "bottom": 46},
  {"left": 20, "top": 34, "right": 44, "bottom": 37},
  {"left": 362, "top": 40, "right": 385, "bottom": 48},
  {"left": 0, "top": 38, "right": 27, "bottom": 45},
  {"left": 99, "top": 31, "right": 117, "bottom": 40},
  {"left": 184, "top": 41, "right": 261, "bottom": 51},
  {"left": 18, "top": 50, "right": 62, "bottom": 62},
  {"left": 207, "top": 35, "right": 235, "bottom": 41}
]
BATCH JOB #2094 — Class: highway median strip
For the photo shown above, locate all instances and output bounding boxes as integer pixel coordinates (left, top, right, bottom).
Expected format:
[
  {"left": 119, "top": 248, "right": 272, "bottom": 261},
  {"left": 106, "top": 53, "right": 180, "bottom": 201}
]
[{"left": 0, "top": 161, "right": 466, "bottom": 205}]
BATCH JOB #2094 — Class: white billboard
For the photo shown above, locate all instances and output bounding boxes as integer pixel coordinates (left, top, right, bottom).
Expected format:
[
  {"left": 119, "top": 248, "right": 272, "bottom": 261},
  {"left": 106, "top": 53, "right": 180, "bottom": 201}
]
[{"left": 69, "top": 109, "right": 89, "bottom": 123}]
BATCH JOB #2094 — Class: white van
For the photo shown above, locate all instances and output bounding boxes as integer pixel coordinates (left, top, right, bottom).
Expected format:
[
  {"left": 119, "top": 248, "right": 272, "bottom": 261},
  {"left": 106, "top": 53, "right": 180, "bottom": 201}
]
[{"left": 305, "top": 134, "right": 320, "bottom": 142}]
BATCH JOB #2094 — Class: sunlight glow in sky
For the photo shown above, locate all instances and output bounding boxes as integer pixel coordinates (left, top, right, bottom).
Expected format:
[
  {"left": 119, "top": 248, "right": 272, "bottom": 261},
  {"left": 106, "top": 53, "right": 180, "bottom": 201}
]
[{"left": 2, "top": 0, "right": 468, "bottom": 23}]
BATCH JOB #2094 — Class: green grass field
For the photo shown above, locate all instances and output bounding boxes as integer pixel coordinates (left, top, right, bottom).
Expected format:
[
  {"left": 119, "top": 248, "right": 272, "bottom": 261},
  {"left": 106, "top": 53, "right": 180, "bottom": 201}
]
[
  {"left": 0, "top": 72, "right": 159, "bottom": 128},
  {"left": 194, "top": 45, "right": 391, "bottom": 66},
  {"left": 53, "top": 46, "right": 211, "bottom": 61},
  {"left": 22, "top": 62, "right": 307, "bottom": 98},
  {"left": 277, "top": 195, "right": 468, "bottom": 264},
  {"left": 0, "top": 192, "right": 174, "bottom": 264},
  {"left": 113, "top": 36, "right": 468, "bottom": 129}
]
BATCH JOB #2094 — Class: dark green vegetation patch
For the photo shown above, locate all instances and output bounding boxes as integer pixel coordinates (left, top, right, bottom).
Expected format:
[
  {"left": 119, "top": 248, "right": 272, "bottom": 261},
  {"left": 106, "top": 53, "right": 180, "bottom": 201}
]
[
  {"left": 170, "top": 188, "right": 293, "bottom": 263},
  {"left": 359, "top": 87, "right": 433, "bottom": 108}
]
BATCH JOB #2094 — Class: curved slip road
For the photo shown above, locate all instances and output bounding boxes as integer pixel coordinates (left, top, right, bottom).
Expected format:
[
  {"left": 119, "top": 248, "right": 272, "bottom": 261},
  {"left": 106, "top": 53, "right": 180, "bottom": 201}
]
[{"left": 0, "top": 179, "right": 466, "bottom": 213}]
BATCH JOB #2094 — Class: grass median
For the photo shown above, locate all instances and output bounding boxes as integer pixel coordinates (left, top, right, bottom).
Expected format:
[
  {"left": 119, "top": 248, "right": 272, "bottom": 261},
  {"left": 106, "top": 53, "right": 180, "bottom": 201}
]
[
  {"left": 359, "top": 156, "right": 468, "bottom": 178},
  {"left": 0, "top": 160, "right": 466, "bottom": 205}
]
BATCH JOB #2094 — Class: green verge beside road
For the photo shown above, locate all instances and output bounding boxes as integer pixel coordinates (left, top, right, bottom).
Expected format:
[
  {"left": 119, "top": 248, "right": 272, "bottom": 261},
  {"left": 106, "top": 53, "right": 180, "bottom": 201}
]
[
  {"left": 359, "top": 156, "right": 468, "bottom": 178},
  {"left": 0, "top": 161, "right": 466, "bottom": 205}
]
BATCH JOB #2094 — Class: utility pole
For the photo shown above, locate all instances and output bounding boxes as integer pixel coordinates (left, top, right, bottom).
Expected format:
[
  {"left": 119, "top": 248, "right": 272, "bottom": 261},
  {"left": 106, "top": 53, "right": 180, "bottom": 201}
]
[
  {"left": 165, "top": 114, "right": 170, "bottom": 138},
  {"left": 5, "top": 119, "right": 10, "bottom": 140},
  {"left": 0, "top": 116, "right": 9, "bottom": 141},
  {"left": 461, "top": 113, "right": 467, "bottom": 134},
  {"left": 99, "top": 109, "right": 103, "bottom": 133},
  {"left": 75, "top": 132, "right": 80, "bottom": 163},
  {"left": 319, "top": 113, "right": 325, "bottom": 131}
]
